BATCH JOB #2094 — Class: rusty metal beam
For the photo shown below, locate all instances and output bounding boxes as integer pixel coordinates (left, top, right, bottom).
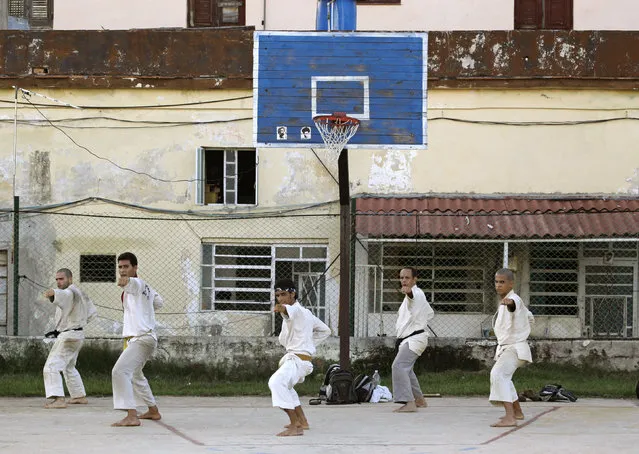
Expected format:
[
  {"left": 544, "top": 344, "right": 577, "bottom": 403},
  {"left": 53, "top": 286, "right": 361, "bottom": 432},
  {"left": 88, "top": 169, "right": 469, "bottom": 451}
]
[
  {"left": 0, "top": 27, "right": 255, "bottom": 89},
  {"left": 1, "top": 29, "right": 639, "bottom": 90}
]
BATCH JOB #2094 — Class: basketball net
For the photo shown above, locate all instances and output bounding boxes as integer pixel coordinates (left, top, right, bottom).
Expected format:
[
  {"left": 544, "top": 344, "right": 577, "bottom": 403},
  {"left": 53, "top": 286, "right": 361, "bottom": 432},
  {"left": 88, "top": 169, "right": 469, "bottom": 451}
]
[{"left": 313, "top": 112, "right": 360, "bottom": 166}]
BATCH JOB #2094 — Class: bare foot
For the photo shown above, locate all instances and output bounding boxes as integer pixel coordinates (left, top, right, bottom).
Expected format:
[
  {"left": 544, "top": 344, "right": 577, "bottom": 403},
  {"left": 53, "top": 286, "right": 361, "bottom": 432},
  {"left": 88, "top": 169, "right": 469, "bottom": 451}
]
[
  {"left": 285, "top": 423, "right": 309, "bottom": 430},
  {"left": 68, "top": 397, "right": 88, "bottom": 405},
  {"left": 277, "top": 427, "right": 304, "bottom": 436},
  {"left": 111, "top": 415, "right": 141, "bottom": 427},
  {"left": 514, "top": 412, "right": 524, "bottom": 420},
  {"left": 44, "top": 398, "right": 67, "bottom": 409},
  {"left": 415, "top": 397, "right": 427, "bottom": 408},
  {"left": 393, "top": 401, "right": 418, "bottom": 413},
  {"left": 490, "top": 418, "right": 517, "bottom": 427},
  {"left": 139, "top": 410, "right": 162, "bottom": 421}
]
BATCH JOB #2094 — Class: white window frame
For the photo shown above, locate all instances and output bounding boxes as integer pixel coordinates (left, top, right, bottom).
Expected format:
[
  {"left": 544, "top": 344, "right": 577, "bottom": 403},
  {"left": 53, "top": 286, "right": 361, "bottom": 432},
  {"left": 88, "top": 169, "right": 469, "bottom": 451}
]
[
  {"left": 195, "top": 147, "right": 258, "bottom": 206},
  {"left": 201, "top": 243, "right": 328, "bottom": 312}
]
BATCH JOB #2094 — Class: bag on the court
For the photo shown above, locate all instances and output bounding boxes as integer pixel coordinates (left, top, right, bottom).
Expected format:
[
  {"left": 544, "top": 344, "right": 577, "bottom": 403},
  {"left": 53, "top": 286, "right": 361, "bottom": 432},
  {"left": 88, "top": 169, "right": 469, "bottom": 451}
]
[
  {"left": 326, "top": 369, "right": 358, "bottom": 405},
  {"left": 539, "top": 384, "right": 577, "bottom": 402},
  {"left": 353, "top": 374, "right": 375, "bottom": 403}
]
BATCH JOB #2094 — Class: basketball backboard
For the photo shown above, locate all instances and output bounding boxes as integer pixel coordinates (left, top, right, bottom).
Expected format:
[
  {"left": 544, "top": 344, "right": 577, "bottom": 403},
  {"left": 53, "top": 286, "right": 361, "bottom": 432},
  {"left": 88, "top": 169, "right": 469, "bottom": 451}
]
[{"left": 253, "top": 31, "right": 428, "bottom": 149}]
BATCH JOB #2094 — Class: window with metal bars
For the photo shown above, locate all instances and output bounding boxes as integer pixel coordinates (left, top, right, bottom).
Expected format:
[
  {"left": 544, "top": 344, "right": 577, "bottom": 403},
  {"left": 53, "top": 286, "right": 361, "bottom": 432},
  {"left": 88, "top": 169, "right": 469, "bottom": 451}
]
[
  {"left": 195, "top": 148, "right": 256, "bottom": 206},
  {"left": 201, "top": 244, "right": 328, "bottom": 312},
  {"left": 80, "top": 254, "right": 116, "bottom": 283},
  {"left": 528, "top": 243, "right": 579, "bottom": 316},
  {"left": 8, "top": 0, "right": 53, "bottom": 28},
  {"left": 373, "top": 242, "right": 501, "bottom": 314},
  {"left": 188, "top": 0, "right": 245, "bottom": 27}
]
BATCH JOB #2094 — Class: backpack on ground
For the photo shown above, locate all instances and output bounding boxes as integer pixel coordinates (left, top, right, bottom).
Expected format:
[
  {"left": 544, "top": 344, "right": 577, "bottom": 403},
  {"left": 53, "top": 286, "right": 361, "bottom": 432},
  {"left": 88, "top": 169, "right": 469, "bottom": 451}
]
[
  {"left": 539, "top": 384, "right": 577, "bottom": 402},
  {"left": 353, "top": 374, "right": 375, "bottom": 403},
  {"left": 326, "top": 368, "right": 358, "bottom": 405},
  {"left": 309, "top": 364, "right": 360, "bottom": 405}
]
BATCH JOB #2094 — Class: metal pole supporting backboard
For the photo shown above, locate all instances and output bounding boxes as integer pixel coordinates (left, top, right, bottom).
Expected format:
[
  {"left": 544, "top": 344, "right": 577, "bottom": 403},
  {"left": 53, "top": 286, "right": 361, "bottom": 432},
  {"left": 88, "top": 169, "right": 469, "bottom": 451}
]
[{"left": 338, "top": 148, "right": 350, "bottom": 369}]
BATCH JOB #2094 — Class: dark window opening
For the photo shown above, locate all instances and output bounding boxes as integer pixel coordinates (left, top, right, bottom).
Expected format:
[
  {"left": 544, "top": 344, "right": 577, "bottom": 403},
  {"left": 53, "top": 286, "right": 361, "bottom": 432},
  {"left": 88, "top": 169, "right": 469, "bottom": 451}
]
[
  {"left": 189, "top": 0, "right": 246, "bottom": 28},
  {"left": 202, "top": 149, "right": 256, "bottom": 206},
  {"left": 80, "top": 255, "right": 116, "bottom": 283}
]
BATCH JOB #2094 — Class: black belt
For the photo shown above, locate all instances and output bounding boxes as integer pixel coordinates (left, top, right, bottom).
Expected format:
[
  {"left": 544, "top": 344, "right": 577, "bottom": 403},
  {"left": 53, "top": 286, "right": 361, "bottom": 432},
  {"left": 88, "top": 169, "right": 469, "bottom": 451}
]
[
  {"left": 395, "top": 329, "right": 425, "bottom": 350},
  {"left": 45, "top": 327, "right": 83, "bottom": 338}
]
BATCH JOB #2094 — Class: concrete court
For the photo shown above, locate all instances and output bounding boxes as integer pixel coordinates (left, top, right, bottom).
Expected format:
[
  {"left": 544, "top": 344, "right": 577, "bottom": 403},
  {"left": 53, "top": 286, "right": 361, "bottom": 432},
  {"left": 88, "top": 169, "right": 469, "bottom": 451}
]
[{"left": 0, "top": 396, "right": 638, "bottom": 454}]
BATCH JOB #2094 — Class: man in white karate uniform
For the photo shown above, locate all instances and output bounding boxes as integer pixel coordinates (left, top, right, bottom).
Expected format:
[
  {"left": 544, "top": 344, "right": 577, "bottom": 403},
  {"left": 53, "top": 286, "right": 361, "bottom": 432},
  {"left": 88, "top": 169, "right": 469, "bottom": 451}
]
[
  {"left": 489, "top": 268, "right": 533, "bottom": 427},
  {"left": 392, "top": 267, "right": 435, "bottom": 413},
  {"left": 268, "top": 279, "right": 331, "bottom": 437},
  {"left": 111, "top": 252, "right": 163, "bottom": 427},
  {"left": 42, "top": 268, "right": 96, "bottom": 409}
]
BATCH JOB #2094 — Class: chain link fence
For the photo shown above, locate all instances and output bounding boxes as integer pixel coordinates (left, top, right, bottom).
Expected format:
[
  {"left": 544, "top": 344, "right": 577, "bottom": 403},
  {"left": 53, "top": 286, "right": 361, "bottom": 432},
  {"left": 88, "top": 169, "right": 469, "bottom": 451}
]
[
  {"left": 1, "top": 201, "right": 638, "bottom": 340},
  {"left": 354, "top": 212, "right": 639, "bottom": 340},
  {"left": 2, "top": 201, "right": 341, "bottom": 338}
]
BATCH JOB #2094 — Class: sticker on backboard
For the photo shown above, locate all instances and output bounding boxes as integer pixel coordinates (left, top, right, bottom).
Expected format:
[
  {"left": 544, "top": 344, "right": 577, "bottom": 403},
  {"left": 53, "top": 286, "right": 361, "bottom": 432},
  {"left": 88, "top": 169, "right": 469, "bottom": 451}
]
[
  {"left": 301, "top": 126, "right": 312, "bottom": 140},
  {"left": 277, "top": 126, "right": 288, "bottom": 140}
]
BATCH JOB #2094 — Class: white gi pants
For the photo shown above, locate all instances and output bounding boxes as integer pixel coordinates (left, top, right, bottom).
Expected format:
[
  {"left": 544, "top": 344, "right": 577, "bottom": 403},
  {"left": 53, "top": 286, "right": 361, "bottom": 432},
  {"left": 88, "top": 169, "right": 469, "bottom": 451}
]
[
  {"left": 112, "top": 334, "right": 157, "bottom": 410},
  {"left": 43, "top": 332, "right": 86, "bottom": 399},
  {"left": 489, "top": 345, "right": 526, "bottom": 404},
  {"left": 268, "top": 353, "right": 313, "bottom": 410},
  {"left": 392, "top": 342, "right": 423, "bottom": 403}
]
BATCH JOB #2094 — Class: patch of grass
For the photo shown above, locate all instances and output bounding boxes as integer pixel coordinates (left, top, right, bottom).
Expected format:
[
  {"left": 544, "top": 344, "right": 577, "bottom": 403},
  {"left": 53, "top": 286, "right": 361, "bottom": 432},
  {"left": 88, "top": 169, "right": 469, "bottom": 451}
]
[
  {"left": 1, "top": 363, "right": 636, "bottom": 399},
  {"left": 416, "top": 363, "right": 639, "bottom": 399}
]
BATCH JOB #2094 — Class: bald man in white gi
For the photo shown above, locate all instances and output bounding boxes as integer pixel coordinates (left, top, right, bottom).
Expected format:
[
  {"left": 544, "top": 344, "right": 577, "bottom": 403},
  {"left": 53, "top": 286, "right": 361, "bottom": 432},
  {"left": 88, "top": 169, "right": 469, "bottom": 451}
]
[
  {"left": 489, "top": 268, "right": 533, "bottom": 427},
  {"left": 42, "top": 268, "right": 96, "bottom": 409},
  {"left": 268, "top": 279, "right": 331, "bottom": 436},
  {"left": 392, "top": 267, "right": 435, "bottom": 412},
  {"left": 111, "top": 252, "right": 163, "bottom": 427}
]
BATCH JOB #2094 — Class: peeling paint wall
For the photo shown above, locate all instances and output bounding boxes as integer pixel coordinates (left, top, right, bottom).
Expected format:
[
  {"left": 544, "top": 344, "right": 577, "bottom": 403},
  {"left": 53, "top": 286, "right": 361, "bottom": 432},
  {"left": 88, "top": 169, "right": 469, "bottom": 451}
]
[{"left": 1, "top": 88, "right": 638, "bottom": 209}]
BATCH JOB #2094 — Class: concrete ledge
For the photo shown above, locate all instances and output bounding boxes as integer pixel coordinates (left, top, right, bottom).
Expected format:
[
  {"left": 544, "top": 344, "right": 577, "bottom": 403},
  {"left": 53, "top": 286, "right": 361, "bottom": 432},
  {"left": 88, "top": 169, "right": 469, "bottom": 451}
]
[{"left": 1, "top": 336, "right": 638, "bottom": 372}]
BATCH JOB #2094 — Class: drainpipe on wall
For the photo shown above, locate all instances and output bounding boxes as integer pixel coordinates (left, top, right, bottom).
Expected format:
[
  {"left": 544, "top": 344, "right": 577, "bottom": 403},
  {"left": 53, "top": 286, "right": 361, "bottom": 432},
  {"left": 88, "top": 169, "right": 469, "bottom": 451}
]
[
  {"left": 503, "top": 241, "right": 509, "bottom": 268},
  {"left": 262, "top": 0, "right": 267, "bottom": 30},
  {"left": 1, "top": 0, "right": 8, "bottom": 29}
]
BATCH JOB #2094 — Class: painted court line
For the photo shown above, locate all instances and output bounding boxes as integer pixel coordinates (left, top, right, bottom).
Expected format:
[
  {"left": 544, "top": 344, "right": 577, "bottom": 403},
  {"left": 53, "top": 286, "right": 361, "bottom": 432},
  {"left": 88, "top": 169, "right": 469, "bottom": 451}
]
[
  {"left": 480, "top": 406, "right": 560, "bottom": 445},
  {"left": 154, "top": 420, "right": 205, "bottom": 446}
]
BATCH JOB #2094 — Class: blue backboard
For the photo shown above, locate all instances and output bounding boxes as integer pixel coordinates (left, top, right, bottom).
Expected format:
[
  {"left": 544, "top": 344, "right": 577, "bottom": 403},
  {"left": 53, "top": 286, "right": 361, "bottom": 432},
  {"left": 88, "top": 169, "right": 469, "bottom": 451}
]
[{"left": 253, "top": 31, "right": 428, "bottom": 149}]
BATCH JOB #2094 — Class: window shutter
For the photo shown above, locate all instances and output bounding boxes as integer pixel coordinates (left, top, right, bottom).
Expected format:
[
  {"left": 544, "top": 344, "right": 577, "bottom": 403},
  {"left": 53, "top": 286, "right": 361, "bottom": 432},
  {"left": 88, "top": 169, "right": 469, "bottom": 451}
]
[
  {"left": 195, "top": 147, "right": 204, "bottom": 205},
  {"left": 29, "top": 0, "right": 53, "bottom": 27},
  {"left": 191, "top": 0, "right": 215, "bottom": 27},
  {"left": 515, "top": 0, "right": 541, "bottom": 29},
  {"left": 544, "top": 0, "right": 573, "bottom": 30}
]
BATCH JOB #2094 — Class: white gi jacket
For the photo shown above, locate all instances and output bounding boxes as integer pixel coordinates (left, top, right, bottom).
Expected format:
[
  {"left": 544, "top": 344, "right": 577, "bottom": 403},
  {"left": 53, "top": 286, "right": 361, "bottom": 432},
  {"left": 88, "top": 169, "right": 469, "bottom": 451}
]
[
  {"left": 279, "top": 302, "right": 331, "bottom": 356},
  {"left": 51, "top": 285, "right": 91, "bottom": 339},
  {"left": 396, "top": 285, "right": 435, "bottom": 356},
  {"left": 493, "top": 290, "right": 532, "bottom": 363},
  {"left": 121, "top": 277, "right": 164, "bottom": 340}
]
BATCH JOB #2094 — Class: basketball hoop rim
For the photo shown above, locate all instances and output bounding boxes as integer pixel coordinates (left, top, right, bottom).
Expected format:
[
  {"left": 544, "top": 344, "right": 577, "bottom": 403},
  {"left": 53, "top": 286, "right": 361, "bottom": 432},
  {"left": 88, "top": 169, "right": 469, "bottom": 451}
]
[{"left": 313, "top": 112, "right": 360, "bottom": 126}]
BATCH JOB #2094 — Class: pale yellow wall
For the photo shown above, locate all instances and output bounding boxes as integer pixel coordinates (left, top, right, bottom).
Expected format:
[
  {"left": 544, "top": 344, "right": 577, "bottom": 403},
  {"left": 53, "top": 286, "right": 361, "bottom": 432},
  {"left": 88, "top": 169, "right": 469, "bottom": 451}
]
[
  {"left": 1, "top": 88, "right": 638, "bottom": 214},
  {"left": 352, "top": 89, "right": 639, "bottom": 196},
  {"left": 575, "top": 0, "right": 639, "bottom": 30},
  {"left": 54, "top": 0, "right": 187, "bottom": 29}
]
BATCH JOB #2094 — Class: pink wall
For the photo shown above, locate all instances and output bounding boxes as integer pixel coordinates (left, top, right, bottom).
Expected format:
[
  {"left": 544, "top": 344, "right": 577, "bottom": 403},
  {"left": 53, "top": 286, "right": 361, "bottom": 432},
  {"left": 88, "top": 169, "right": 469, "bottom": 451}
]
[{"left": 54, "top": 0, "right": 187, "bottom": 30}]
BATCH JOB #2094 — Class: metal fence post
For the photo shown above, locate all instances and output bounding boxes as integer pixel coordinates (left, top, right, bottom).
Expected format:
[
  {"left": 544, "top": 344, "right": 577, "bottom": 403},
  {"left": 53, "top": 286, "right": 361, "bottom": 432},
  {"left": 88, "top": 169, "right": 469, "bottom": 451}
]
[{"left": 12, "top": 195, "right": 19, "bottom": 335}]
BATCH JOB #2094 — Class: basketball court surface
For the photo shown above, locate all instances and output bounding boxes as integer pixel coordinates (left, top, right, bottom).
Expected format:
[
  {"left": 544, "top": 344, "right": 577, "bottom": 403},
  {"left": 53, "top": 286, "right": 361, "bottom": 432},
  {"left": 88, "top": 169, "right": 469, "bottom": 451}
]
[{"left": 1, "top": 396, "right": 638, "bottom": 453}]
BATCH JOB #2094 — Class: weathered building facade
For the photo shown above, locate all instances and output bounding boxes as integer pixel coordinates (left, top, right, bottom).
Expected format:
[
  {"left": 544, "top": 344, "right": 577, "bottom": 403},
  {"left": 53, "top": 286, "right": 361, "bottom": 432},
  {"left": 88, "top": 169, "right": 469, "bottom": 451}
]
[{"left": 0, "top": 5, "right": 638, "bottom": 346}]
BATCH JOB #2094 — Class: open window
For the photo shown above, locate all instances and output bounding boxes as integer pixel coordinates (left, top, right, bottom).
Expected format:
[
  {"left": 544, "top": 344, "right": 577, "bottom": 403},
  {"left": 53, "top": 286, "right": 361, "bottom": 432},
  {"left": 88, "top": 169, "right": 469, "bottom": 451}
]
[
  {"left": 196, "top": 148, "right": 257, "bottom": 206},
  {"left": 188, "top": 0, "right": 246, "bottom": 27}
]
